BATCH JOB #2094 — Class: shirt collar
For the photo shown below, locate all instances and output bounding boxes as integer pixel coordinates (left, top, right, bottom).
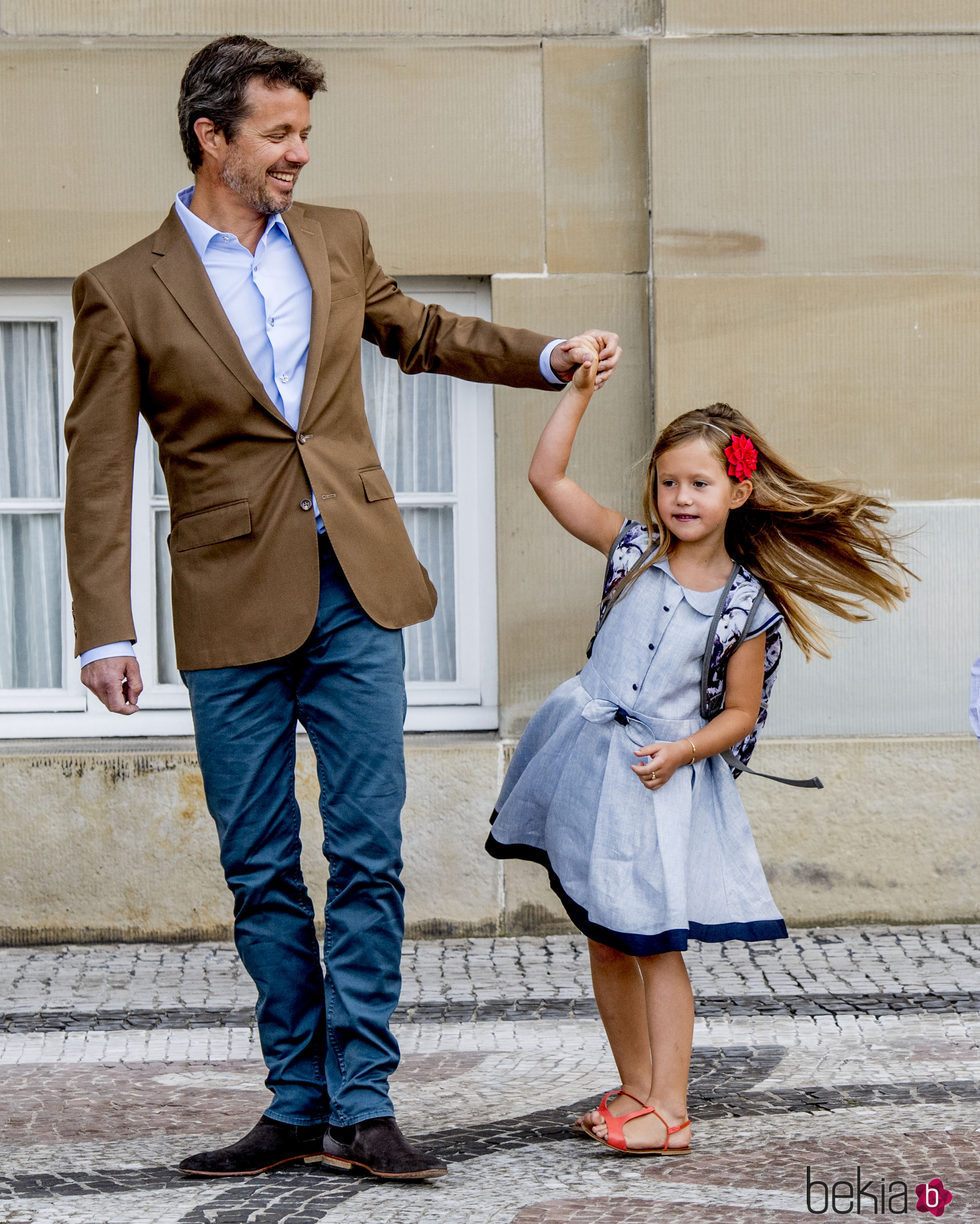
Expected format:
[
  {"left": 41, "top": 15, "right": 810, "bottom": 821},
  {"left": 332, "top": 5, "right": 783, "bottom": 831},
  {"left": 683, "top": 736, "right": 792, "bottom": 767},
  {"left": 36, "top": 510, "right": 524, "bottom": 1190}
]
[
  {"left": 174, "top": 186, "right": 291, "bottom": 259},
  {"left": 652, "top": 556, "right": 725, "bottom": 616}
]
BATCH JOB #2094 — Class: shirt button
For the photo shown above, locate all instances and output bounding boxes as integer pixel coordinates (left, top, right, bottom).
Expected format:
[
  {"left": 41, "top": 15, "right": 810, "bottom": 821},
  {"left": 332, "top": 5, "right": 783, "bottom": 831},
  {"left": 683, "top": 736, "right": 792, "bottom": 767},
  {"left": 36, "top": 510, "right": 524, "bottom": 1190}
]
[
  {"left": 268, "top": 317, "right": 276, "bottom": 327},
  {"left": 663, "top": 605, "right": 670, "bottom": 612},
  {"left": 632, "top": 683, "right": 638, "bottom": 691},
  {"left": 299, "top": 498, "right": 313, "bottom": 511},
  {"left": 648, "top": 643, "right": 654, "bottom": 650},
  {"left": 279, "top": 372, "right": 289, "bottom": 383}
]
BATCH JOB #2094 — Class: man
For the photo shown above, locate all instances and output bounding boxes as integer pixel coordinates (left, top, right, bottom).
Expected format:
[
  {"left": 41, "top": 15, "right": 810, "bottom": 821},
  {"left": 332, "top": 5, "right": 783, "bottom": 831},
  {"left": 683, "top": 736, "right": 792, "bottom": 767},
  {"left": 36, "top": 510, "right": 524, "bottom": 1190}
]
[{"left": 65, "top": 34, "right": 621, "bottom": 1181}]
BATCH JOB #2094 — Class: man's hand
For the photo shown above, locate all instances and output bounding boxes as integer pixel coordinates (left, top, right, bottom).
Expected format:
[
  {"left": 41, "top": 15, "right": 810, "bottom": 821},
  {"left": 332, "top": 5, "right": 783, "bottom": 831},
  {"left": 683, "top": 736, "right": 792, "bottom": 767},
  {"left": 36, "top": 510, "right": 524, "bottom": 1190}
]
[
  {"left": 550, "top": 330, "right": 622, "bottom": 388},
  {"left": 81, "top": 655, "right": 144, "bottom": 714}
]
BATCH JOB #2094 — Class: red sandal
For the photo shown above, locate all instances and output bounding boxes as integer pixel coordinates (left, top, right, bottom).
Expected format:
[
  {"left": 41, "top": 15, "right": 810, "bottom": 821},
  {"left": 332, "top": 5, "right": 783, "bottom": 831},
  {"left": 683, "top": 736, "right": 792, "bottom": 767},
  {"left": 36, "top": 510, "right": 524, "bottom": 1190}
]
[
  {"left": 584, "top": 1094, "right": 691, "bottom": 1156},
  {"left": 571, "top": 1088, "right": 645, "bottom": 1136}
]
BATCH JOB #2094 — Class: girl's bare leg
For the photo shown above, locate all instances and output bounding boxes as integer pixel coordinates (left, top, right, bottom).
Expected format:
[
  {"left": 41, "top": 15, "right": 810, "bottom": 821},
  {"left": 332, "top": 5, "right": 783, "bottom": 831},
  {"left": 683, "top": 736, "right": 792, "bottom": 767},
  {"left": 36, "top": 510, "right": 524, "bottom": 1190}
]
[
  {"left": 579, "top": 939, "right": 652, "bottom": 1128},
  {"left": 590, "top": 949, "right": 694, "bottom": 1150}
]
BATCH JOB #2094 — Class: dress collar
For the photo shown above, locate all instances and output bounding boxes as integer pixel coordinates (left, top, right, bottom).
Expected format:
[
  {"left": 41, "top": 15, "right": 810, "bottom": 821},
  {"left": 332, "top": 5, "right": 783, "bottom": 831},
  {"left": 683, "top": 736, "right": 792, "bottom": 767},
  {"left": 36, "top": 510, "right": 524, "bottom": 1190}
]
[{"left": 652, "top": 557, "right": 725, "bottom": 616}]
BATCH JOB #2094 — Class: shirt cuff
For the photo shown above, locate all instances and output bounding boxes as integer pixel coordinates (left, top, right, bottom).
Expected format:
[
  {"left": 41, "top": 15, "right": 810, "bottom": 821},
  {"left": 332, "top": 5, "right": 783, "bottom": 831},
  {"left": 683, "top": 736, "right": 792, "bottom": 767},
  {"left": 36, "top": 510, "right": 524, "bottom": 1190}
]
[
  {"left": 80, "top": 642, "right": 137, "bottom": 668},
  {"left": 539, "top": 338, "right": 567, "bottom": 386}
]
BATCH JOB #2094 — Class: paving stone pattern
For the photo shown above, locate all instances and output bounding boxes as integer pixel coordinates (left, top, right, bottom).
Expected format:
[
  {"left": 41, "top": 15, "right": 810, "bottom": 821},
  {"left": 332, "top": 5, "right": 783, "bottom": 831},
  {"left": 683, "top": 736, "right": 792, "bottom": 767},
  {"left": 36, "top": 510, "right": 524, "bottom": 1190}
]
[{"left": 0, "top": 927, "right": 977, "bottom": 1223}]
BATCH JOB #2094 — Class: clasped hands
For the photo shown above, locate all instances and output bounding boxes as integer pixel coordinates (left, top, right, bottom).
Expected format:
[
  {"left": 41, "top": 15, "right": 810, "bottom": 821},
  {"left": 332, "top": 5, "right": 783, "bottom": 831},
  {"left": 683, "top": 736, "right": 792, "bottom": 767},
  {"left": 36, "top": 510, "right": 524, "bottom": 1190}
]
[{"left": 549, "top": 330, "right": 622, "bottom": 389}]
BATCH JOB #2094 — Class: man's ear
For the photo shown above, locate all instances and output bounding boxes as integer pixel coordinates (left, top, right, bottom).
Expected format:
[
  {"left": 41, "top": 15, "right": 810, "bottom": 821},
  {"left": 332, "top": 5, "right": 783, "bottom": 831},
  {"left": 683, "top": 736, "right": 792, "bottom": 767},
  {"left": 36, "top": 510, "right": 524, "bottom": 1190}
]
[
  {"left": 193, "top": 116, "right": 223, "bottom": 163},
  {"left": 730, "top": 479, "right": 753, "bottom": 508}
]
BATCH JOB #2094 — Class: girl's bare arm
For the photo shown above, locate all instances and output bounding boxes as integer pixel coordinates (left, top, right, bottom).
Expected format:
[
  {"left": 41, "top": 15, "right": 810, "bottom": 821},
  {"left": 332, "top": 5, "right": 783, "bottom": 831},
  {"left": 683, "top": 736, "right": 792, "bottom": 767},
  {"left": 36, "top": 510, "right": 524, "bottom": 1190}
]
[{"left": 528, "top": 348, "right": 624, "bottom": 555}]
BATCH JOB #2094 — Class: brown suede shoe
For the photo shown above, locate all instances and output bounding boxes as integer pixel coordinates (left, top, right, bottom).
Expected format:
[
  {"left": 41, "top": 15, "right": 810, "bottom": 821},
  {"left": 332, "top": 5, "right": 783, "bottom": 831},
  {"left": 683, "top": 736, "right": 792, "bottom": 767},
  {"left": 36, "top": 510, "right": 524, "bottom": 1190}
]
[
  {"left": 178, "top": 1116, "right": 326, "bottom": 1177},
  {"left": 321, "top": 1116, "right": 448, "bottom": 1179}
]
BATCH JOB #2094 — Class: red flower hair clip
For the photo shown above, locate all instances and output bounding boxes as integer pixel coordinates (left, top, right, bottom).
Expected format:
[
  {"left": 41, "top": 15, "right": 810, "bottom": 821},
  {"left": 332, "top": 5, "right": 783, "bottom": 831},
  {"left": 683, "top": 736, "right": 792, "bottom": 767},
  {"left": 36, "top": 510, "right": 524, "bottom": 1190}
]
[{"left": 725, "top": 434, "right": 758, "bottom": 481}]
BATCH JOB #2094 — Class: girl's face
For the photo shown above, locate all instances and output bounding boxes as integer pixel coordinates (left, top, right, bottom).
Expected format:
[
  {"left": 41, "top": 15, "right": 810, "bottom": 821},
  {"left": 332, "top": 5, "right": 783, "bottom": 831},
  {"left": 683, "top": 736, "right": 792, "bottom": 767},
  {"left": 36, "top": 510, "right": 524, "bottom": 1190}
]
[{"left": 655, "top": 437, "right": 751, "bottom": 547}]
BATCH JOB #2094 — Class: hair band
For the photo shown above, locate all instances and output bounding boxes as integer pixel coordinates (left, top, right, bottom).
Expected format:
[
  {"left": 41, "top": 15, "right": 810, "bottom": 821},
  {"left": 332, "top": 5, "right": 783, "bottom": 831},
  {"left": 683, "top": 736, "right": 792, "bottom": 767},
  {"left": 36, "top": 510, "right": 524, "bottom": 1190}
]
[{"left": 696, "top": 419, "right": 758, "bottom": 479}]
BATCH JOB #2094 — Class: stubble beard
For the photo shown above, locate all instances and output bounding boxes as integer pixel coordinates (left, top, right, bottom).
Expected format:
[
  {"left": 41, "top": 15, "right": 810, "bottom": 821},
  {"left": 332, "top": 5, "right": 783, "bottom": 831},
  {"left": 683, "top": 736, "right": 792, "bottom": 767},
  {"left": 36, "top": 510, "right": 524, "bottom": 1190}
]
[{"left": 220, "top": 158, "right": 291, "bottom": 216}]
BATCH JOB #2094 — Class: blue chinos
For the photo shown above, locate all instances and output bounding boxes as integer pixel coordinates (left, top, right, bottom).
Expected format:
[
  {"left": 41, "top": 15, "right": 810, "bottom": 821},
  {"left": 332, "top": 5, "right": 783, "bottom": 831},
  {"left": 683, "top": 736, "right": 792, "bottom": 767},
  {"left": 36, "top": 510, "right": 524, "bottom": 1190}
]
[{"left": 182, "top": 536, "right": 407, "bottom": 1127}]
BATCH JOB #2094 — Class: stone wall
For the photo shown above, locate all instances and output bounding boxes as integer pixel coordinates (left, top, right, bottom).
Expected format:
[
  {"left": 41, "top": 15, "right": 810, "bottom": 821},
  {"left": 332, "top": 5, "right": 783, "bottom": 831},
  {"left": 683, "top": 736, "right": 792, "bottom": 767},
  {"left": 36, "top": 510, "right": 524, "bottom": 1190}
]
[{"left": 1, "top": 4, "right": 976, "bottom": 938}]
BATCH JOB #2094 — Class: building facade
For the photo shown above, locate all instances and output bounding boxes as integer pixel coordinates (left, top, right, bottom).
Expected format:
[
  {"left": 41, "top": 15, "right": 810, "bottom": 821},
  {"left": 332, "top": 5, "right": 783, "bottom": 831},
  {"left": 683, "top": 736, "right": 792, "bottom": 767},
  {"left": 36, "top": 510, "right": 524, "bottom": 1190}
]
[{"left": 0, "top": 3, "right": 976, "bottom": 940}]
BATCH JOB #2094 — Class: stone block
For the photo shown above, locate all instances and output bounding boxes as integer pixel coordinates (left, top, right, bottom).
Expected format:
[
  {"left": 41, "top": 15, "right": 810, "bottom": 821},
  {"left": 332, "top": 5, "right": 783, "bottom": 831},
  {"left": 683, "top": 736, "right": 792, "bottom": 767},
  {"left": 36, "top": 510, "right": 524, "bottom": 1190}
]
[
  {"left": 543, "top": 39, "right": 650, "bottom": 273},
  {"left": 0, "top": 41, "right": 545, "bottom": 277},
  {"left": 3, "top": 1, "right": 662, "bottom": 37},
  {"left": 664, "top": 3, "right": 980, "bottom": 34},
  {"left": 490, "top": 273, "right": 652, "bottom": 735},
  {"left": 649, "top": 37, "right": 980, "bottom": 277},
  {"left": 745, "top": 737, "right": 980, "bottom": 925},
  {"left": 654, "top": 274, "right": 980, "bottom": 500}
]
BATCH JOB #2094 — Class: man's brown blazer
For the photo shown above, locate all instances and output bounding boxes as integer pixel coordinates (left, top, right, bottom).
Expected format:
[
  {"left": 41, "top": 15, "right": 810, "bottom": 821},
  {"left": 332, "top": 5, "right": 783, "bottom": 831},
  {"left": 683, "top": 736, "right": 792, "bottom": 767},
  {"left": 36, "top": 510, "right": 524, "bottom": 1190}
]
[{"left": 65, "top": 203, "right": 556, "bottom": 671}]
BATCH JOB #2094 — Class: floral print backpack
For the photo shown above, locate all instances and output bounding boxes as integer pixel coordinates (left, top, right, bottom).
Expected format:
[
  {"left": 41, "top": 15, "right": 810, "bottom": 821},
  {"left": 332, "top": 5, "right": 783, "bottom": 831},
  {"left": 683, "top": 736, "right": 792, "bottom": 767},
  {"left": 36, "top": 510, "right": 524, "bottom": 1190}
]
[{"left": 589, "top": 520, "right": 822, "bottom": 789}]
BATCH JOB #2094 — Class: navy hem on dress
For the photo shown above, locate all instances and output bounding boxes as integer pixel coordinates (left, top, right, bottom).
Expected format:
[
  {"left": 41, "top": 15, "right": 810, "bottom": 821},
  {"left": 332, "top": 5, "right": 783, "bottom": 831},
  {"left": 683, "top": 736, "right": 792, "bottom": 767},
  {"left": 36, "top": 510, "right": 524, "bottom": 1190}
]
[{"left": 486, "top": 824, "right": 788, "bottom": 956}]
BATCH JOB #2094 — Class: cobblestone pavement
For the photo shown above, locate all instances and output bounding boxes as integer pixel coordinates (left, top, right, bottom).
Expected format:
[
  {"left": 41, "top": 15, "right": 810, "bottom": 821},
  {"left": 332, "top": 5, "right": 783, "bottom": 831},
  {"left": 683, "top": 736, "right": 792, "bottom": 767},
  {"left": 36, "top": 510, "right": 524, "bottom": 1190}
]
[{"left": 1, "top": 927, "right": 978, "bottom": 1223}]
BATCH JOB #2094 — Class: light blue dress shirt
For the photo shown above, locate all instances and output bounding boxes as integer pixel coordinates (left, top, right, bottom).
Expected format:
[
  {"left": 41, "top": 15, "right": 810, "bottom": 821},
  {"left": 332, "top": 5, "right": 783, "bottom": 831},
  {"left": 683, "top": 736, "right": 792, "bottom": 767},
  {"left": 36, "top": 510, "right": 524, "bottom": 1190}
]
[
  {"left": 174, "top": 186, "right": 312, "bottom": 432},
  {"left": 81, "top": 189, "right": 564, "bottom": 668}
]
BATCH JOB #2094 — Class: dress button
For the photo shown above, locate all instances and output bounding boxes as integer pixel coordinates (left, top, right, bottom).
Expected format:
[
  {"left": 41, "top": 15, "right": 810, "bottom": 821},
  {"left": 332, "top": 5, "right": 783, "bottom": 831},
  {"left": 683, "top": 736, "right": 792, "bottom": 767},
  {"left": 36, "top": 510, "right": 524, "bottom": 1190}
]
[
  {"left": 663, "top": 605, "right": 670, "bottom": 612},
  {"left": 632, "top": 684, "right": 638, "bottom": 691},
  {"left": 648, "top": 643, "right": 654, "bottom": 650},
  {"left": 299, "top": 498, "right": 313, "bottom": 511}
]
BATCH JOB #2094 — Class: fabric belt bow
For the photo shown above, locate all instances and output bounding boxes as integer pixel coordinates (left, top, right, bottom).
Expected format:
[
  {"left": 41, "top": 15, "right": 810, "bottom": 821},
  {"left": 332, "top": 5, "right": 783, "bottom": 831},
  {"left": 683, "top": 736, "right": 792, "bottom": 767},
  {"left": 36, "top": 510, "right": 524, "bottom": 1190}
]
[{"left": 581, "top": 698, "right": 658, "bottom": 747}]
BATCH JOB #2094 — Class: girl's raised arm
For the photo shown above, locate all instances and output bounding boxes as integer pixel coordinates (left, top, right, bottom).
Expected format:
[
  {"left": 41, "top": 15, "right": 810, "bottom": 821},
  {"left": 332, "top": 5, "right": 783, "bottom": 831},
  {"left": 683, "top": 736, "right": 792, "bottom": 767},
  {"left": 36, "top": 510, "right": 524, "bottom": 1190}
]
[{"left": 528, "top": 349, "right": 625, "bottom": 555}]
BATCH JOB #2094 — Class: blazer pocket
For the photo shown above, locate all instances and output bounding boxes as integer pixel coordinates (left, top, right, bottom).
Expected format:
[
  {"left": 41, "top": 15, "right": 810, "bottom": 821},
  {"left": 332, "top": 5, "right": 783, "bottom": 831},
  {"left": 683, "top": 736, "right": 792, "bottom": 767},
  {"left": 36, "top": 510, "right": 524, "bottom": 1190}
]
[
  {"left": 359, "top": 467, "right": 396, "bottom": 502},
  {"left": 174, "top": 499, "right": 252, "bottom": 552},
  {"left": 331, "top": 278, "right": 362, "bottom": 303}
]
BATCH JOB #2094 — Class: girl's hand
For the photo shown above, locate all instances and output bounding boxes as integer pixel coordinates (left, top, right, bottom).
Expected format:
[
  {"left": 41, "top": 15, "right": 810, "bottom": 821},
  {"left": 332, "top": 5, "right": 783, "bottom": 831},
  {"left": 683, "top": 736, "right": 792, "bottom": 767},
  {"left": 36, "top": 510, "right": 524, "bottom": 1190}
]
[
  {"left": 570, "top": 338, "right": 600, "bottom": 391},
  {"left": 631, "top": 740, "right": 689, "bottom": 791}
]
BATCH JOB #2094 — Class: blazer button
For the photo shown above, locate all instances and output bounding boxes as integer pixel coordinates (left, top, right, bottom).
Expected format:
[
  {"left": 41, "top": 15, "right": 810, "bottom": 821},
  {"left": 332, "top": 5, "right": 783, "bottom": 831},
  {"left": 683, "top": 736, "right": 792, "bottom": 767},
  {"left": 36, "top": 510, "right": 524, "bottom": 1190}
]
[
  {"left": 300, "top": 498, "right": 313, "bottom": 511},
  {"left": 298, "top": 433, "right": 310, "bottom": 444}
]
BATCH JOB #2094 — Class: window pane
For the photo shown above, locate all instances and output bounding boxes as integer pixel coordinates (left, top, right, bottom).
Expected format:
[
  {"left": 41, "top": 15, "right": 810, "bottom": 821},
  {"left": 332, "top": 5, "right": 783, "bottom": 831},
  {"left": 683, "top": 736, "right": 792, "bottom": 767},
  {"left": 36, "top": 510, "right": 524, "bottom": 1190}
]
[
  {"left": 154, "top": 512, "right": 179, "bottom": 684},
  {"left": 0, "top": 322, "right": 59, "bottom": 498},
  {"left": 361, "top": 342, "right": 453, "bottom": 494},
  {"left": 0, "top": 514, "right": 62, "bottom": 687},
  {"left": 152, "top": 442, "right": 167, "bottom": 498},
  {"left": 401, "top": 506, "right": 455, "bottom": 682}
]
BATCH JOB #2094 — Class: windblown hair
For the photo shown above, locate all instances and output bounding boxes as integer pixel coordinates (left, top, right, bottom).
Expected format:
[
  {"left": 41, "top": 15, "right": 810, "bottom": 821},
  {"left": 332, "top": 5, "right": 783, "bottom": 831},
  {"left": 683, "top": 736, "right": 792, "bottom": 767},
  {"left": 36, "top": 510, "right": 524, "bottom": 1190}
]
[
  {"left": 178, "top": 35, "right": 326, "bottom": 171},
  {"left": 620, "top": 404, "right": 914, "bottom": 658}
]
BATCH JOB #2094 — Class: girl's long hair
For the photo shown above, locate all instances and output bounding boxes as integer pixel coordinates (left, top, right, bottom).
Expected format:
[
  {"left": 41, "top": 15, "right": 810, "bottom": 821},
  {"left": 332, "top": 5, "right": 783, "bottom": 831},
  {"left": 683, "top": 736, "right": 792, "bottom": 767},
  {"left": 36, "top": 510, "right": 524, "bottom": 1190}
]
[{"left": 620, "top": 403, "right": 913, "bottom": 658}]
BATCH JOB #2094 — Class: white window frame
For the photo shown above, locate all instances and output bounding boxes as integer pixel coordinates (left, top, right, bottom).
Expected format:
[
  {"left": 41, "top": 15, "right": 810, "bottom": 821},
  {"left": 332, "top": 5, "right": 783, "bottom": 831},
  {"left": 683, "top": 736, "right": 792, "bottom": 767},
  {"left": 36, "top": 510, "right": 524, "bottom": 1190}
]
[
  {"left": 394, "top": 279, "right": 498, "bottom": 731},
  {"left": 0, "top": 277, "right": 497, "bottom": 737}
]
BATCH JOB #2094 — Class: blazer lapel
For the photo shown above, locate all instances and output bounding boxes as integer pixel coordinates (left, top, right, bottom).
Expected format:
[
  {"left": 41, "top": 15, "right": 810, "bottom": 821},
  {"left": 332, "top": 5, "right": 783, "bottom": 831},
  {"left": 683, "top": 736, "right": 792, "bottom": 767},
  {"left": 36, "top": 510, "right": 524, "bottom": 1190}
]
[
  {"left": 150, "top": 207, "right": 286, "bottom": 424},
  {"left": 284, "top": 205, "right": 331, "bottom": 425}
]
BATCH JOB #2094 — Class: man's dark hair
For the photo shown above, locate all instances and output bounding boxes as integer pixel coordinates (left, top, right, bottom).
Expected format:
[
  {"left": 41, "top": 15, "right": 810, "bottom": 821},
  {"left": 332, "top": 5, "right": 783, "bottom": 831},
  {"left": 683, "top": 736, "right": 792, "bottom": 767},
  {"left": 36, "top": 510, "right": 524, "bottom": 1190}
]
[{"left": 178, "top": 35, "right": 326, "bottom": 171}]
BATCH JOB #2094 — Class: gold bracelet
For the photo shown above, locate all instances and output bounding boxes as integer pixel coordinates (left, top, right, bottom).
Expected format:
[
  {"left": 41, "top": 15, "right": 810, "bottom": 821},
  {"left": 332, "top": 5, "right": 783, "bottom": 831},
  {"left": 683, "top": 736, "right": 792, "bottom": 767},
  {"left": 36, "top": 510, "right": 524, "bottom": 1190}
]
[{"left": 688, "top": 739, "right": 697, "bottom": 764}]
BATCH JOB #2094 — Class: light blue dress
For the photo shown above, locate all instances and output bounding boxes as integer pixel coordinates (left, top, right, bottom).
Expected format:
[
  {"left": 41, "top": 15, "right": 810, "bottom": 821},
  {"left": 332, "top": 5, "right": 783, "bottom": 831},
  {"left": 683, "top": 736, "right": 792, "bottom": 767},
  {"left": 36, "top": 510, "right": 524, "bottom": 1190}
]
[{"left": 487, "top": 556, "right": 788, "bottom": 954}]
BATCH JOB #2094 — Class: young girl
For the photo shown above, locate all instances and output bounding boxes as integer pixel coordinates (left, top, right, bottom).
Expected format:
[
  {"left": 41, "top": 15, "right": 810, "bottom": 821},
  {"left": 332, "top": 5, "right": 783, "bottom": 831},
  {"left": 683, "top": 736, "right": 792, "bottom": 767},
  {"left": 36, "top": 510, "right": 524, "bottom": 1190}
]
[{"left": 486, "top": 350, "right": 912, "bottom": 1157}]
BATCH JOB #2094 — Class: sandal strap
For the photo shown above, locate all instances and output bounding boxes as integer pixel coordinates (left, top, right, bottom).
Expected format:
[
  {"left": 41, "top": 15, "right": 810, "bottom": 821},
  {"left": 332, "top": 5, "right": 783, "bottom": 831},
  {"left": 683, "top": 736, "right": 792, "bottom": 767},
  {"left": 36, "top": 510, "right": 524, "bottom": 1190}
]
[
  {"left": 603, "top": 1104, "right": 691, "bottom": 1152},
  {"left": 596, "top": 1088, "right": 645, "bottom": 1124}
]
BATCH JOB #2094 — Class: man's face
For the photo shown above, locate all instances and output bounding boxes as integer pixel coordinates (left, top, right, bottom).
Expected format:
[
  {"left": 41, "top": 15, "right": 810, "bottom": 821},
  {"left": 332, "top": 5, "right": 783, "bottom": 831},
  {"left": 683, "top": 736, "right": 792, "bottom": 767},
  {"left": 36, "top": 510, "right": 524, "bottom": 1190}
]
[{"left": 218, "top": 79, "right": 312, "bottom": 215}]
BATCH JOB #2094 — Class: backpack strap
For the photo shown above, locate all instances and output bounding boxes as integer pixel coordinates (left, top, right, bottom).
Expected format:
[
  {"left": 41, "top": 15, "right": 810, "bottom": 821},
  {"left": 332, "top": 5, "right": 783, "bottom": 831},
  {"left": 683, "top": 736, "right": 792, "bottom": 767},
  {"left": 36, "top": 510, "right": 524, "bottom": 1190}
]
[
  {"left": 699, "top": 564, "right": 760, "bottom": 720},
  {"left": 719, "top": 749, "right": 823, "bottom": 788},
  {"left": 702, "top": 567, "right": 823, "bottom": 789}
]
